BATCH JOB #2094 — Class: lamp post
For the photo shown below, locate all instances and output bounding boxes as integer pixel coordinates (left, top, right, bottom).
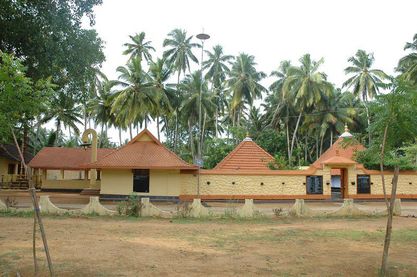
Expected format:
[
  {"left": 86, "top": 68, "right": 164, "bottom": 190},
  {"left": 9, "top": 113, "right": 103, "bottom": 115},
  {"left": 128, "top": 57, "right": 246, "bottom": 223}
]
[
  {"left": 80, "top": 128, "right": 98, "bottom": 187},
  {"left": 196, "top": 31, "right": 210, "bottom": 196}
]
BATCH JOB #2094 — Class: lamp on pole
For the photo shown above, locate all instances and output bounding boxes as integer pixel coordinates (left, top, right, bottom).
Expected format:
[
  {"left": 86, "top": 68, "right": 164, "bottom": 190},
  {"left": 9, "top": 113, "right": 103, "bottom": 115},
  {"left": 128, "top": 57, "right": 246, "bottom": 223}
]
[
  {"left": 196, "top": 31, "right": 210, "bottom": 166},
  {"left": 196, "top": 31, "right": 210, "bottom": 196}
]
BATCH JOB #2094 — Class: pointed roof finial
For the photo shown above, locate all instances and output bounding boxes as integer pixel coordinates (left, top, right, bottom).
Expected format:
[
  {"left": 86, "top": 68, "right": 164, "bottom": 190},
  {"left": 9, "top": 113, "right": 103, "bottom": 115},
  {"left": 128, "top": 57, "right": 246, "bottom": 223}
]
[
  {"left": 243, "top": 132, "right": 252, "bottom": 141},
  {"left": 340, "top": 123, "right": 353, "bottom": 138}
]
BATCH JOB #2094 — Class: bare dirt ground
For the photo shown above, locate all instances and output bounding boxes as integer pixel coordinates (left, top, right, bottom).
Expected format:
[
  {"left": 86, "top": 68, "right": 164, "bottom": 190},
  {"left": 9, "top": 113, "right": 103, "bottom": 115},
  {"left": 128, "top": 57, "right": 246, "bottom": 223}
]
[{"left": 0, "top": 215, "right": 416, "bottom": 276}]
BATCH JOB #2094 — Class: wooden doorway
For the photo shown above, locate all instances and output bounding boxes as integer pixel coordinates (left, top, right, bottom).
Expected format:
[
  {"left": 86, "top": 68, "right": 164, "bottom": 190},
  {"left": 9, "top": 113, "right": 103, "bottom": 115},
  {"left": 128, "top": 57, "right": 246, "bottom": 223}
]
[{"left": 340, "top": 168, "right": 348, "bottom": 198}]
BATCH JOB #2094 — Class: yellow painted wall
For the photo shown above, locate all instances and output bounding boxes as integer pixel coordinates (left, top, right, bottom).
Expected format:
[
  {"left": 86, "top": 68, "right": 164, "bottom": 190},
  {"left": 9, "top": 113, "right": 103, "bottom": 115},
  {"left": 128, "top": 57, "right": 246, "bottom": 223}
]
[
  {"left": 359, "top": 172, "right": 417, "bottom": 195},
  {"left": 0, "top": 157, "right": 18, "bottom": 183},
  {"left": 100, "top": 169, "right": 182, "bottom": 196},
  {"left": 41, "top": 179, "right": 91, "bottom": 189},
  {"left": 180, "top": 172, "right": 327, "bottom": 196}
]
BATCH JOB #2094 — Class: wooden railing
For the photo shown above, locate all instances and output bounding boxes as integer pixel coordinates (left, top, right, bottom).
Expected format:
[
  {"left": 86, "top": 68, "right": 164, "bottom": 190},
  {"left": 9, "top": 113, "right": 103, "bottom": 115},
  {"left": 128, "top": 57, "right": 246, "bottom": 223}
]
[{"left": 0, "top": 174, "right": 30, "bottom": 189}]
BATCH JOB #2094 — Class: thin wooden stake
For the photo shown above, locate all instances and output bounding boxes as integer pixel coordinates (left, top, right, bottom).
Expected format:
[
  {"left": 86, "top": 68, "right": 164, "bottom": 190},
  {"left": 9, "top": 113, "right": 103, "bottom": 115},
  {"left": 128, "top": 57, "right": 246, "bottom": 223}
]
[
  {"left": 33, "top": 215, "right": 38, "bottom": 276},
  {"left": 11, "top": 128, "right": 54, "bottom": 276}
]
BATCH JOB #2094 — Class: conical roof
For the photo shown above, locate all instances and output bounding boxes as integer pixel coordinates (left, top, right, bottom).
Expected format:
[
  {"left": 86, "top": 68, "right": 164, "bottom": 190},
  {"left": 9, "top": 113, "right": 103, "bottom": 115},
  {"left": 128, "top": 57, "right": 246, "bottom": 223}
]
[
  {"left": 312, "top": 136, "right": 365, "bottom": 169},
  {"left": 214, "top": 137, "right": 274, "bottom": 171}
]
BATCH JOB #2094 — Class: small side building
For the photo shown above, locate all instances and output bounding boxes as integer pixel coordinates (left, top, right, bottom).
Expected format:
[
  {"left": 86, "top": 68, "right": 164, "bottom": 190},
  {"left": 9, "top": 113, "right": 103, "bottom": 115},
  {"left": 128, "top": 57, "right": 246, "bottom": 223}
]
[
  {"left": 0, "top": 144, "right": 33, "bottom": 188},
  {"left": 85, "top": 129, "right": 198, "bottom": 200},
  {"left": 29, "top": 147, "right": 114, "bottom": 191}
]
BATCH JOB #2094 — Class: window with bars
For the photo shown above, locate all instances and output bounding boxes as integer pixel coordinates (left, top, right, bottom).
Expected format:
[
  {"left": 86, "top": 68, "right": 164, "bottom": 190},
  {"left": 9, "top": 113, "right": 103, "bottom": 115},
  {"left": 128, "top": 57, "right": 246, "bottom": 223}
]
[
  {"left": 357, "top": 175, "right": 370, "bottom": 194},
  {"left": 133, "top": 169, "right": 149, "bottom": 193},
  {"left": 306, "top": 176, "right": 323, "bottom": 194}
]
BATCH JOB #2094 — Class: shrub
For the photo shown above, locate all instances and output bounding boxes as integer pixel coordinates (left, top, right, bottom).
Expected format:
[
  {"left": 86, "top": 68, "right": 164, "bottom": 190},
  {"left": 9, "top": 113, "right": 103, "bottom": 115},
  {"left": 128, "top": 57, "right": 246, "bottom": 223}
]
[
  {"left": 272, "top": 208, "right": 283, "bottom": 217},
  {"left": 176, "top": 202, "right": 192, "bottom": 218},
  {"left": 4, "top": 197, "right": 18, "bottom": 209},
  {"left": 117, "top": 194, "right": 143, "bottom": 217}
]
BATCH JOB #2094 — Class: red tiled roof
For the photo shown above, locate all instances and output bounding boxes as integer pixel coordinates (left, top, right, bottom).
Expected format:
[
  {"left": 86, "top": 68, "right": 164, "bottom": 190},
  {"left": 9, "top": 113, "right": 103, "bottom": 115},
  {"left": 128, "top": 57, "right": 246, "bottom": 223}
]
[
  {"left": 313, "top": 137, "right": 365, "bottom": 169},
  {"left": 28, "top": 147, "right": 115, "bottom": 170},
  {"left": 213, "top": 138, "right": 275, "bottom": 171},
  {"left": 85, "top": 129, "right": 197, "bottom": 170},
  {"left": 323, "top": 156, "right": 356, "bottom": 165}
]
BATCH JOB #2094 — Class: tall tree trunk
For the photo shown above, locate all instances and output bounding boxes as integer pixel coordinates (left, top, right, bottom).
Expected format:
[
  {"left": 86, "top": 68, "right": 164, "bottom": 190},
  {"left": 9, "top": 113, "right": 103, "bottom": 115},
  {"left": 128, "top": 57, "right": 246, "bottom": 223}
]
[
  {"left": 315, "top": 134, "right": 319, "bottom": 161},
  {"left": 364, "top": 101, "right": 371, "bottom": 145},
  {"left": 215, "top": 108, "right": 218, "bottom": 138},
  {"left": 380, "top": 124, "right": 390, "bottom": 209},
  {"left": 55, "top": 121, "right": 61, "bottom": 146},
  {"left": 174, "top": 71, "right": 181, "bottom": 152},
  {"left": 157, "top": 116, "right": 160, "bottom": 141},
  {"left": 84, "top": 104, "right": 88, "bottom": 132},
  {"left": 174, "top": 112, "right": 179, "bottom": 151},
  {"left": 304, "top": 135, "right": 308, "bottom": 163},
  {"left": 330, "top": 129, "right": 333, "bottom": 146},
  {"left": 129, "top": 124, "right": 133, "bottom": 140},
  {"left": 289, "top": 112, "right": 303, "bottom": 165},
  {"left": 144, "top": 118, "right": 148, "bottom": 129},
  {"left": 380, "top": 165, "right": 399, "bottom": 276},
  {"left": 319, "top": 133, "right": 325, "bottom": 157},
  {"left": 286, "top": 122, "right": 291, "bottom": 163},
  {"left": 188, "top": 120, "right": 194, "bottom": 161},
  {"left": 118, "top": 128, "right": 122, "bottom": 146}
]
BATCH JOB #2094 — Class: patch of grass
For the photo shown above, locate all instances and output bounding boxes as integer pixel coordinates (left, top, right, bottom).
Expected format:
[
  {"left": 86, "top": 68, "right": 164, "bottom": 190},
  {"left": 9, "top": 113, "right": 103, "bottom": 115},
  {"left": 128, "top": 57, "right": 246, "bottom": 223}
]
[
  {"left": 0, "top": 210, "right": 34, "bottom": 218},
  {"left": 0, "top": 251, "right": 21, "bottom": 272}
]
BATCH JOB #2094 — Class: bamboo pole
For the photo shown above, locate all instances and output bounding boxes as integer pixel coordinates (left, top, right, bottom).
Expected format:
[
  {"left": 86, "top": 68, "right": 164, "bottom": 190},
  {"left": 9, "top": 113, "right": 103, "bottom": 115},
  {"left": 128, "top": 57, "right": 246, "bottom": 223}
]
[{"left": 11, "top": 128, "right": 54, "bottom": 276}]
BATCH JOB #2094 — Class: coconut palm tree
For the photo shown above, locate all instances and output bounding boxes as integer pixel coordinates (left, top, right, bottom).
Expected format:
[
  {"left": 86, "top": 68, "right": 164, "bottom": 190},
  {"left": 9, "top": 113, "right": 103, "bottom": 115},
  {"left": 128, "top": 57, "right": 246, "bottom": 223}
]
[
  {"left": 227, "top": 53, "right": 267, "bottom": 126},
  {"left": 203, "top": 45, "right": 234, "bottom": 137},
  {"left": 203, "top": 45, "right": 234, "bottom": 89},
  {"left": 342, "top": 50, "right": 390, "bottom": 144},
  {"left": 111, "top": 57, "right": 156, "bottom": 138},
  {"left": 162, "top": 29, "right": 200, "bottom": 149},
  {"left": 397, "top": 34, "right": 417, "bottom": 85},
  {"left": 147, "top": 58, "right": 174, "bottom": 140},
  {"left": 123, "top": 32, "right": 155, "bottom": 63},
  {"left": 303, "top": 88, "right": 356, "bottom": 158},
  {"left": 282, "top": 54, "right": 333, "bottom": 165},
  {"left": 41, "top": 91, "right": 83, "bottom": 145},
  {"left": 163, "top": 29, "right": 201, "bottom": 84},
  {"left": 179, "top": 71, "right": 216, "bottom": 161},
  {"left": 88, "top": 80, "right": 116, "bottom": 136},
  {"left": 343, "top": 50, "right": 390, "bottom": 101},
  {"left": 264, "top": 60, "right": 293, "bottom": 161}
]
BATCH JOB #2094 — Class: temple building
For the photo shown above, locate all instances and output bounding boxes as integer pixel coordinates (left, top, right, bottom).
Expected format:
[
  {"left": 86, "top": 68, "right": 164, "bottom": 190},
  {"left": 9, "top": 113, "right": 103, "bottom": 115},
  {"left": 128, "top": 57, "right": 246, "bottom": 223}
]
[{"left": 27, "top": 128, "right": 417, "bottom": 200}]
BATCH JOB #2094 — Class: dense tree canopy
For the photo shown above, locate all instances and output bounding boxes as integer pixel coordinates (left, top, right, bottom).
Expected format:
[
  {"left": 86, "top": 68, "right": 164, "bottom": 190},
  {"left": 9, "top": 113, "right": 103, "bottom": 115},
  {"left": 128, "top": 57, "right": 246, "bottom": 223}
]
[
  {"left": 0, "top": 0, "right": 105, "bottom": 94},
  {"left": 1, "top": 0, "right": 416, "bottom": 171}
]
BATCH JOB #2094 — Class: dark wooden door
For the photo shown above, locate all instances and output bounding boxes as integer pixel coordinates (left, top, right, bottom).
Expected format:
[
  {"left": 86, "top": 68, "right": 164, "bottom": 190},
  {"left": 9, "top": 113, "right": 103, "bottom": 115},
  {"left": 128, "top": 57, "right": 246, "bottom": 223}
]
[{"left": 340, "top": 168, "right": 348, "bottom": 198}]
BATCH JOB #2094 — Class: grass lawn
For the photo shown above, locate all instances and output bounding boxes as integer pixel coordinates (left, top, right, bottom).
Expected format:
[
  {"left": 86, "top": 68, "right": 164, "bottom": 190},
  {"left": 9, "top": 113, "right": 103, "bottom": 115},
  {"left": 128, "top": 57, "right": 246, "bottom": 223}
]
[{"left": 0, "top": 214, "right": 416, "bottom": 276}]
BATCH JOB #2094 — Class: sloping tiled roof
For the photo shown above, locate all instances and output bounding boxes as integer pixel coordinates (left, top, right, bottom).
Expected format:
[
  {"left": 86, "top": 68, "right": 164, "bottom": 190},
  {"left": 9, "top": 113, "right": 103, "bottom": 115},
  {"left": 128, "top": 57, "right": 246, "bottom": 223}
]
[
  {"left": 322, "top": 156, "right": 356, "bottom": 165},
  {"left": 213, "top": 137, "right": 275, "bottom": 171},
  {"left": 85, "top": 129, "right": 197, "bottom": 170},
  {"left": 29, "top": 148, "right": 115, "bottom": 170},
  {"left": 0, "top": 144, "right": 33, "bottom": 163},
  {"left": 312, "top": 137, "right": 365, "bottom": 169}
]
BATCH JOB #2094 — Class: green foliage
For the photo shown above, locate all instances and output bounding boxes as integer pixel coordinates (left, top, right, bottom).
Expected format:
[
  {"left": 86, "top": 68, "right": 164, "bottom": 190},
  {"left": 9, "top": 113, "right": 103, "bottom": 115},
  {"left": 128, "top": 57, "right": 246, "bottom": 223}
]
[
  {"left": 355, "top": 79, "right": 417, "bottom": 170},
  {"left": 116, "top": 194, "right": 143, "bottom": 217},
  {"left": 254, "top": 129, "right": 287, "bottom": 157},
  {"left": 0, "top": 0, "right": 105, "bottom": 94},
  {"left": 268, "top": 155, "right": 294, "bottom": 170},
  {"left": 343, "top": 50, "right": 390, "bottom": 101},
  {"left": 397, "top": 33, "right": 417, "bottom": 85},
  {"left": 0, "top": 52, "right": 53, "bottom": 141},
  {"left": 203, "top": 138, "right": 235, "bottom": 169}
]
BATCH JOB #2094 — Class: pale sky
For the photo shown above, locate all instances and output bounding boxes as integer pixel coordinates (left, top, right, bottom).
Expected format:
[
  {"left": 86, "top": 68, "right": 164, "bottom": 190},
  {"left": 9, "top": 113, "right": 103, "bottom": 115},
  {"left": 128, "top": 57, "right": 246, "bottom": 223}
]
[{"left": 78, "top": 0, "right": 417, "bottom": 144}]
